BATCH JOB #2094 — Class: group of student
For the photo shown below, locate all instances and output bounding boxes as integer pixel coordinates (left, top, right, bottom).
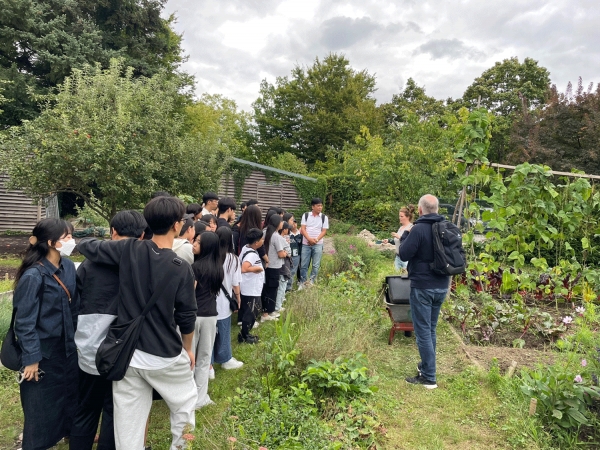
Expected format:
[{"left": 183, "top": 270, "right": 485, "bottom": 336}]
[{"left": 8, "top": 191, "right": 329, "bottom": 450}]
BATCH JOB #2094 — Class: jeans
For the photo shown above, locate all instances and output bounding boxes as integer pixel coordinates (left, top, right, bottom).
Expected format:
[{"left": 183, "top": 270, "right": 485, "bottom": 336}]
[
  {"left": 409, "top": 288, "right": 448, "bottom": 382},
  {"left": 394, "top": 255, "right": 407, "bottom": 270},
  {"left": 275, "top": 275, "right": 287, "bottom": 311},
  {"left": 212, "top": 316, "right": 232, "bottom": 365},
  {"left": 300, "top": 243, "right": 323, "bottom": 283},
  {"left": 287, "top": 254, "right": 300, "bottom": 290}
]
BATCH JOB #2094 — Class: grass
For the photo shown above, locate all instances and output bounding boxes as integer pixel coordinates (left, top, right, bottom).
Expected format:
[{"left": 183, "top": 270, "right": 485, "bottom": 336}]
[{"left": 0, "top": 245, "right": 550, "bottom": 449}]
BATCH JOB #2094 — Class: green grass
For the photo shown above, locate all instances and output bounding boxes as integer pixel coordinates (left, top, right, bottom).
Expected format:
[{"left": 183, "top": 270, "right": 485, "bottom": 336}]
[{"left": 0, "top": 244, "right": 550, "bottom": 449}]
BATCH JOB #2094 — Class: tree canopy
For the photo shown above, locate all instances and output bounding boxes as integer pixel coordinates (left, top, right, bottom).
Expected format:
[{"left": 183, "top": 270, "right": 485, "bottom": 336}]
[
  {"left": 1, "top": 60, "right": 228, "bottom": 220},
  {"left": 252, "top": 53, "right": 382, "bottom": 166},
  {"left": 0, "top": 0, "right": 184, "bottom": 127}
]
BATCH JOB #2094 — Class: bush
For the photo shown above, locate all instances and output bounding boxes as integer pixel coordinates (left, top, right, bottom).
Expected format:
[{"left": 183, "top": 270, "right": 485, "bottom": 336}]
[{"left": 332, "top": 235, "right": 383, "bottom": 276}]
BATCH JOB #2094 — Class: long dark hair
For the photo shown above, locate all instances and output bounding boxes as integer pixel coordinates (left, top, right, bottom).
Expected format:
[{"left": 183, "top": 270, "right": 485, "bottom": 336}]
[
  {"left": 263, "top": 208, "right": 279, "bottom": 229},
  {"left": 238, "top": 205, "right": 262, "bottom": 236},
  {"left": 15, "top": 218, "right": 69, "bottom": 286},
  {"left": 192, "top": 232, "right": 223, "bottom": 296},
  {"left": 264, "top": 214, "right": 283, "bottom": 251},
  {"left": 216, "top": 227, "right": 239, "bottom": 274}
]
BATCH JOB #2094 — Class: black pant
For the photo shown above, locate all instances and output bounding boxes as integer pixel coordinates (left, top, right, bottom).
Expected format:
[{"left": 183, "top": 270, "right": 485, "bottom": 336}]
[
  {"left": 240, "top": 295, "right": 261, "bottom": 338},
  {"left": 262, "top": 268, "right": 280, "bottom": 313},
  {"left": 69, "top": 369, "right": 115, "bottom": 450},
  {"left": 20, "top": 348, "right": 78, "bottom": 450}
]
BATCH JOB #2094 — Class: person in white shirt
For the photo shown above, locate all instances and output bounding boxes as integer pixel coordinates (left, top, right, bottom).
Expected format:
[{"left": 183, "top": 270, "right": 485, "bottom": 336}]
[
  {"left": 201, "top": 192, "right": 219, "bottom": 216},
  {"left": 299, "top": 198, "right": 329, "bottom": 287},
  {"left": 238, "top": 229, "right": 265, "bottom": 343},
  {"left": 172, "top": 215, "right": 194, "bottom": 265}
]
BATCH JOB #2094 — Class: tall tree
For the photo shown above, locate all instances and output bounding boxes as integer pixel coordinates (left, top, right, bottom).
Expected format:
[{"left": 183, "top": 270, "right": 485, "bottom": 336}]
[
  {"left": 461, "top": 57, "right": 550, "bottom": 162},
  {"left": 0, "top": 0, "right": 184, "bottom": 127},
  {"left": 380, "top": 78, "right": 448, "bottom": 125},
  {"left": 0, "top": 60, "right": 227, "bottom": 220},
  {"left": 252, "top": 53, "right": 383, "bottom": 166},
  {"left": 508, "top": 79, "right": 600, "bottom": 175}
]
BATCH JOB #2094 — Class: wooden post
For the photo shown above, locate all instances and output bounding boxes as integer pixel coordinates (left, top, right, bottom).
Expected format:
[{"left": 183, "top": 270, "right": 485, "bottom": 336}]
[
  {"left": 4, "top": 273, "right": 8, "bottom": 281},
  {"left": 506, "top": 360, "right": 518, "bottom": 378},
  {"left": 37, "top": 200, "right": 42, "bottom": 222},
  {"left": 529, "top": 398, "right": 537, "bottom": 416}
]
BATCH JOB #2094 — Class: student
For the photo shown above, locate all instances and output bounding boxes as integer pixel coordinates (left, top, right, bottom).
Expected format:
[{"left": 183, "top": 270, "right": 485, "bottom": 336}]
[
  {"left": 275, "top": 222, "right": 292, "bottom": 313},
  {"left": 238, "top": 228, "right": 265, "bottom": 343},
  {"left": 286, "top": 215, "right": 302, "bottom": 292},
  {"left": 77, "top": 197, "right": 198, "bottom": 450},
  {"left": 211, "top": 228, "right": 243, "bottom": 379},
  {"left": 299, "top": 198, "right": 329, "bottom": 287},
  {"left": 70, "top": 210, "right": 147, "bottom": 450},
  {"left": 12, "top": 218, "right": 79, "bottom": 450},
  {"left": 201, "top": 192, "right": 219, "bottom": 216},
  {"left": 172, "top": 215, "right": 194, "bottom": 265},
  {"left": 261, "top": 215, "right": 286, "bottom": 322},
  {"left": 237, "top": 205, "right": 268, "bottom": 265},
  {"left": 200, "top": 215, "right": 218, "bottom": 232},
  {"left": 190, "top": 232, "right": 223, "bottom": 408},
  {"left": 186, "top": 203, "right": 203, "bottom": 222},
  {"left": 216, "top": 197, "right": 237, "bottom": 229}
]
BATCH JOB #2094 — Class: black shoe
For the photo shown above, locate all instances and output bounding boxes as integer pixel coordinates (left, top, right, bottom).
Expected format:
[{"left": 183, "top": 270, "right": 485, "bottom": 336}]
[
  {"left": 405, "top": 375, "right": 437, "bottom": 389},
  {"left": 238, "top": 333, "right": 259, "bottom": 344}
]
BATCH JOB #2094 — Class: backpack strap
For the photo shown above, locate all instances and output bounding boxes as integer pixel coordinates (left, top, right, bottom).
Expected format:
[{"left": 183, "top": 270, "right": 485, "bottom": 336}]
[
  {"left": 303, "top": 212, "right": 326, "bottom": 229},
  {"left": 241, "top": 249, "right": 259, "bottom": 263}
]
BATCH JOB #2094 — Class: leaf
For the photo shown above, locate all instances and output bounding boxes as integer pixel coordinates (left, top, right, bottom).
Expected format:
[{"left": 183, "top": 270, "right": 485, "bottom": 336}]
[{"left": 552, "top": 409, "right": 563, "bottom": 419}]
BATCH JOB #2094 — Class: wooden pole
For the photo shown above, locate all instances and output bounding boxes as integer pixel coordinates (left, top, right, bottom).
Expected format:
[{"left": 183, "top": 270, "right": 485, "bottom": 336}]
[
  {"left": 506, "top": 360, "right": 518, "bottom": 378},
  {"left": 529, "top": 398, "right": 537, "bottom": 416}
]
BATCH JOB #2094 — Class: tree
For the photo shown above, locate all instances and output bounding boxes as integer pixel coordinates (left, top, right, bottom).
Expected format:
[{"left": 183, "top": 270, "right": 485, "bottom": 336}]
[
  {"left": 1, "top": 60, "right": 228, "bottom": 220},
  {"left": 461, "top": 57, "right": 550, "bottom": 162},
  {"left": 380, "top": 78, "right": 448, "bottom": 125},
  {"left": 252, "top": 53, "right": 383, "bottom": 166},
  {"left": 508, "top": 79, "right": 600, "bottom": 175},
  {"left": 0, "top": 0, "right": 185, "bottom": 127}
]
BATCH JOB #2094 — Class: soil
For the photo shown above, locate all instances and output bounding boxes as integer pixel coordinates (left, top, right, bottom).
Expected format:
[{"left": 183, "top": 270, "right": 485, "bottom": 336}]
[
  {"left": 0, "top": 235, "right": 29, "bottom": 257},
  {"left": 464, "top": 344, "right": 555, "bottom": 373}
]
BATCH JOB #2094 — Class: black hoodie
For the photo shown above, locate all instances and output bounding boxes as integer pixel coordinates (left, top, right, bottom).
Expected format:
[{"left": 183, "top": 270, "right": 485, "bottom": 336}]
[{"left": 399, "top": 213, "right": 450, "bottom": 290}]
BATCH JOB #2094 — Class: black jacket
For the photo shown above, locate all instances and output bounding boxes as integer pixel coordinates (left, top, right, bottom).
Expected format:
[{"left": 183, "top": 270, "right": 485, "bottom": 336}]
[
  {"left": 399, "top": 213, "right": 450, "bottom": 290},
  {"left": 77, "top": 238, "right": 197, "bottom": 358}
]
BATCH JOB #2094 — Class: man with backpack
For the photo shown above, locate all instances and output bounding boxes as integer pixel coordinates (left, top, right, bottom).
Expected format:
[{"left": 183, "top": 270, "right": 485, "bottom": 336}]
[
  {"left": 299, "top": 198, "right": 329, "bottom": 288},
  {"left": 399, "top": 194, "right": 465, "bottom": 389}
]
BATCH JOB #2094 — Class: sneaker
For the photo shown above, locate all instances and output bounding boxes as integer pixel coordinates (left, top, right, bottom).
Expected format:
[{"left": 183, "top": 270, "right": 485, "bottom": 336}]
[
  {"left": 279, "top": 307, "right": 286, "bottom": 312},
  {"left": 297, "top": 283, "right": 305, "bottom": 291},
  {"left": 209, "top": 367, "right": 215, "bottom": 380},
  {"left": 269, "top": 311, "right": 280, "bottom": 318},
  {"left": 222, "top": 357, "right": 244, "bottom": 370},
  {"left": 195, "top": 399, "right": 215, "bottom": 410},
  {"left": 238, "top": 334, "right": 259, "bottom": 344},
  {"left": 252, "top": 322, "right": 259, "bottom": 329},
  {"left": 237, "top": 321, "right": 242, "bottom": 326},
  {"left": 405, "top": 375, "right": 437, "bottom": 389},
  {"left": 417, "top": 362, "right": 422, "bottom": 376},
  {"left": 261, "top": 314, "right": 277, "bottom": 322}
]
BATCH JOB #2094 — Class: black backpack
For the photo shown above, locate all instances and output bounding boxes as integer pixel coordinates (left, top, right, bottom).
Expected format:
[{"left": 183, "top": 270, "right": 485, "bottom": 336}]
[{"left": 430, "top": 221, "right": 466, "bottom": 276}]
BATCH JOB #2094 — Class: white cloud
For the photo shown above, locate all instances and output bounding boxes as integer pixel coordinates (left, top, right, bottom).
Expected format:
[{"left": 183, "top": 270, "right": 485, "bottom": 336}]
[{"left": 163, "top": 0, "right": 600, "bottom": 111}]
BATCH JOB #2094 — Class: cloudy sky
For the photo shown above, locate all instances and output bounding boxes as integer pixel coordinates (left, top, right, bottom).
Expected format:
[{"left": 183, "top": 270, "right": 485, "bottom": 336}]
[{"left": 163, "top": 0, "right": 600, "bottom": 112}]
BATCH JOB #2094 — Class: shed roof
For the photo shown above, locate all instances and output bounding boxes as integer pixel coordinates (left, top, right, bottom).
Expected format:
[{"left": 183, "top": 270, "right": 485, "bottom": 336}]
[{"left": 233, "top": 157, "right": 317, "bottom": 182}]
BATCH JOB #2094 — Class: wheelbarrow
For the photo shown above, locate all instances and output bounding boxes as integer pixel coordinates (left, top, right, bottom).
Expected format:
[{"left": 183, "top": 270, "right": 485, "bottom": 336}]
[{"left": 383, "top": 275, "right": 413, "bottom": 344}]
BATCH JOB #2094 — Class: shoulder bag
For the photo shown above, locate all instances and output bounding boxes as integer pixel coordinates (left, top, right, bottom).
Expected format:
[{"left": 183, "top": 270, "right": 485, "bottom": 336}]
[
  {"left": 95, "top": 278, "right": 173, "bottom": 381},
  {"left": 220, "top": 285, "right": 239, "bottom": 312}
]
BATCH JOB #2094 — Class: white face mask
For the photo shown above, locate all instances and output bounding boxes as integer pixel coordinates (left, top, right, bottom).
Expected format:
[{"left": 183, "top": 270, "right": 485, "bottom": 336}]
[{"left": 58, "top": 238, "right": 76, "bottom": 257}]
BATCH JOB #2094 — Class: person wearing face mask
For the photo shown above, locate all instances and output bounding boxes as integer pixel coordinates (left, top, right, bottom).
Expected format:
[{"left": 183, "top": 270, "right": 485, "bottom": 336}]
[{"left": 11, "top": 218, "right": 79, "bottom": 450}]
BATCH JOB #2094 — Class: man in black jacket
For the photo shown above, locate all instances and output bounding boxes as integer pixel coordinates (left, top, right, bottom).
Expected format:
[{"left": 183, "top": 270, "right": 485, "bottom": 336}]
[
  {"left": 78, "top": 197, "right": 197, "bottom": 450},
  {"left": 399, "top": 194, "right": 450, "bottom": 389}
]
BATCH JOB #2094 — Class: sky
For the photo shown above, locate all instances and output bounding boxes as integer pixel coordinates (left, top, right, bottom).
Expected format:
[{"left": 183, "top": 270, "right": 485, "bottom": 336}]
[{"left": 163, "top": 0, "right": 600, "bottom": 112}]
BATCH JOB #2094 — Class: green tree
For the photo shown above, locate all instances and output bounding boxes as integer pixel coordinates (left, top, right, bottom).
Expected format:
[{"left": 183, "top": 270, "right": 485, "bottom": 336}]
[
  {"left": 0, "top": 0, "right": 184, "bottom": 127},
  {"left": 1, "top": 60, "right": 228, "bottom": 220},
  {"left": 252, "top": 53, "right": 383, "bottom": 166},
  {"left": 380, "top": 78, "right": 448, "bottom": 125},
  {"left": 508, "top": 79, "right": 600, "bottom": 175},
  {"left": 461, "top": 57, "right": 550, "bottom": 162}
]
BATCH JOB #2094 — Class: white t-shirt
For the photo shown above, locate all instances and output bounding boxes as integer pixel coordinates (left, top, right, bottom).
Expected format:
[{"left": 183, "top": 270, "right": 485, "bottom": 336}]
[
  {"left": 216, "top": 253, "right": 241, "bottom": 320},
  {"left": 239, "top": 245, "right": 265, "bottom": 296},
  {"left": 301, "top": 212, "right": 329, "bottom": 245}
]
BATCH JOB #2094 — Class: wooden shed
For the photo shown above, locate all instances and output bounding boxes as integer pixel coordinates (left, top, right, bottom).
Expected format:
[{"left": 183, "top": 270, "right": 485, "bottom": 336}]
[
  {"left": 219, "top": 158, "right": 318, "bottom": 213},
  {"left": 0, "top": 173, "right": 59, "bottom": 232}
]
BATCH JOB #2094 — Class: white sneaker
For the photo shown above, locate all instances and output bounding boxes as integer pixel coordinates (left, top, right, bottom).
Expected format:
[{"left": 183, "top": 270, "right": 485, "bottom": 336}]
[
  {"left": 269, "top": 311, "right": 280, "bottom": 318},
  {"left": 222, "top": 357, "right": 244, "bottom": 370},
  {"left": 279, "top": 307, "right": 286, "bottom": 312},
  {"left": 261, "top": 314, "right": 277, "bottom": 322},
  {"left": 195, "top": 396, "right": 215, "bottom": 409},
  {"left": 209, "top": 367, "right": 215, "bottom": 380},
  {"left": 253, "top": 322, "right": 259, "bottom": 329},
  {"left": 237, "top": 321, "right": 242, "bottom": 326},
  {"left": 298, "top": 283, "right": 305, "bottom": 291}
]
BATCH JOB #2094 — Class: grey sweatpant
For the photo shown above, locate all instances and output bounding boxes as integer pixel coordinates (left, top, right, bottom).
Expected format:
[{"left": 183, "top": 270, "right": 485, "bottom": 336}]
[
  {"left": 112, "top": 353, "right": 197, "bottom": 450},
  {"left": 192, "top": 316, "right": 218, "bottom": 407}
]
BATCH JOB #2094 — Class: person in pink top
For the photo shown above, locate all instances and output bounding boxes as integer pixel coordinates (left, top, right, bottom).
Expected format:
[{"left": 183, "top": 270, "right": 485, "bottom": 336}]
[{"left": 298, "top": 198, "right": 329, "bottom": 288}]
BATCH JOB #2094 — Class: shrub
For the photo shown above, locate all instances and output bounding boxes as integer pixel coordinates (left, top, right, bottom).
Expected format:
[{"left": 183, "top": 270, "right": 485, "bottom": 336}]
[{"left": 332, "top": 235, "right": 383, "bottom": 275}]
